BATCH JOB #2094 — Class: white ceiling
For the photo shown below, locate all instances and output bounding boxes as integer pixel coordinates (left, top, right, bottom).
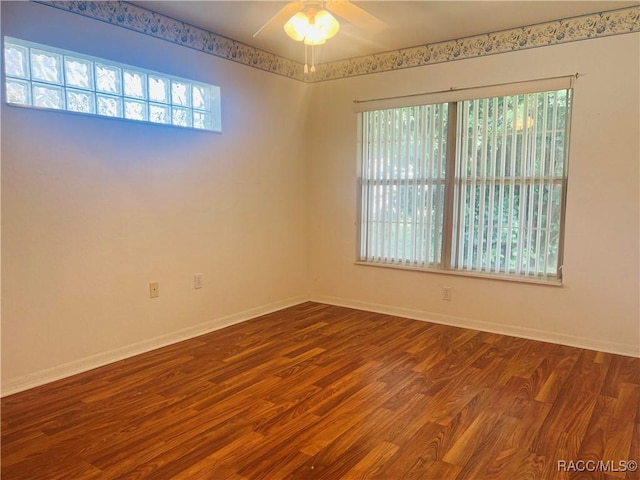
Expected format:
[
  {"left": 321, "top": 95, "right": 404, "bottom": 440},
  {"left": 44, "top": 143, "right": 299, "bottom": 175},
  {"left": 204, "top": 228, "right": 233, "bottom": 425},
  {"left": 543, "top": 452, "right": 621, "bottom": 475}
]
[{"left": 132, "top": 1, "right": 638, "bottom": 64}]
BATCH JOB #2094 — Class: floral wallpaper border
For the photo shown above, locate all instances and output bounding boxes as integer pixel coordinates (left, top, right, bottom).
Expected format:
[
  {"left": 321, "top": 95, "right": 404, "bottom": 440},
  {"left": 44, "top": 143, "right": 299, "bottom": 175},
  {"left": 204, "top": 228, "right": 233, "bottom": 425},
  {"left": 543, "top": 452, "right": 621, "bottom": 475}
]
[
  {"left": 313, "top": 5, "right": 640, "bottom": 82},
  {"left": 37, "top": 0, "right": 307, "bottom": 81},
  {"left": 38, "top": 1, "right": 640, "bottom": 83}
]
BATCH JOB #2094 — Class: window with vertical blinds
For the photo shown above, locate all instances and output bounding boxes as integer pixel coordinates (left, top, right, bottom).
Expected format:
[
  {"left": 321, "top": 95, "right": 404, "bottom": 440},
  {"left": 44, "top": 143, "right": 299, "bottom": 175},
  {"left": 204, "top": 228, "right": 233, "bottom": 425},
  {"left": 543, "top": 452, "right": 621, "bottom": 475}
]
[
  {"left": 358, "top": 78, "right": 573, "bottom": 282},
  {"left": 360, "top": 104, "right": 448, "bottom": 268}
]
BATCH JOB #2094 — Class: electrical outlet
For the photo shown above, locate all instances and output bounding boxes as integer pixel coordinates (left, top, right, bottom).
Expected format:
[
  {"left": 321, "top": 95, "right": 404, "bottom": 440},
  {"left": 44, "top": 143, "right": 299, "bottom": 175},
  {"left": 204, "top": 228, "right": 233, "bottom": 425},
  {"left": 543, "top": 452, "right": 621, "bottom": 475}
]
[
  {"left": 149, "top": 282, "right": 159, "bottom": 298},
  {"left": 442, "top": 286, "right": 452, "bottom": 301},
  {"left": 194, "top": 274, "right": 203, "bottom": 289}
]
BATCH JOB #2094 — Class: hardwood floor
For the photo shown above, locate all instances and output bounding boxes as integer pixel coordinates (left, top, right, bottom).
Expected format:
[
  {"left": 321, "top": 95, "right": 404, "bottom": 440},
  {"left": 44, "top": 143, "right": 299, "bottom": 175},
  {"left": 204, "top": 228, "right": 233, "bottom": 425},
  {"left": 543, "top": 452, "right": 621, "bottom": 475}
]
[{"left": 2, "top": 302, "right": 639, "bottom": 479}]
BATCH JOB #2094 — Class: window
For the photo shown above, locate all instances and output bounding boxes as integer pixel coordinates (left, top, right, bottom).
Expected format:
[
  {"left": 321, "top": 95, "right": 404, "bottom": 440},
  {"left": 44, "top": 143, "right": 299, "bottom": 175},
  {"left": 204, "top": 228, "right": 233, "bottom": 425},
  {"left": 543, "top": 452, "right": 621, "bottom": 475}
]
[
  {"left": 3, "top": 37, "right": 221, "bottom": 132},
  {"left": 358, "top": 78, "right": 573, "bottom": 282}
]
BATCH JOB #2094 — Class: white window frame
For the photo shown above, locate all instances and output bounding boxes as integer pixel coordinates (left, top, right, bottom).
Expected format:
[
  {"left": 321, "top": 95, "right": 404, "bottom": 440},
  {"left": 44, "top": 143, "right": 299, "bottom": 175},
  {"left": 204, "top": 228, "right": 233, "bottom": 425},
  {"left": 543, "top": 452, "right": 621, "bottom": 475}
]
[
  {"left": 356, "top": 76, "right": 574, "bottom": 284},
  {"left": 3, "top": 36, "right": 221, "bottom": 132}
]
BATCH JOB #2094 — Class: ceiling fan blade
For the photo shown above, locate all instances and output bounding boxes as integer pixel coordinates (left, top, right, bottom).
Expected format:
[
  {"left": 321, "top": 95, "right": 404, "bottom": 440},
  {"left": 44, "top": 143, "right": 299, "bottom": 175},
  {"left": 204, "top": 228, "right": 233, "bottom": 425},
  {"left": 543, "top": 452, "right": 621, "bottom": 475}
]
[
  {"left": 253, "top": 1, "right": 303, "bottom": 38},
  {"left": 326, "top": 1, "right": 387, "bottom": 32}
]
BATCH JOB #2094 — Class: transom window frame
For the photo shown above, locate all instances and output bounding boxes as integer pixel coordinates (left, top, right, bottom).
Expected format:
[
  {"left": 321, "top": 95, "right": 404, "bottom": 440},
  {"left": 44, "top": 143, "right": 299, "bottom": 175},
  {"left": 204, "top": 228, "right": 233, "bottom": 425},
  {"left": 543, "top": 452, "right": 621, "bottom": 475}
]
[
  {"left": 355, "top": 76, "right": 575, "bottom": 285},
  {"left": 3, "top": 36, "right": 222, "bottom": 133}
]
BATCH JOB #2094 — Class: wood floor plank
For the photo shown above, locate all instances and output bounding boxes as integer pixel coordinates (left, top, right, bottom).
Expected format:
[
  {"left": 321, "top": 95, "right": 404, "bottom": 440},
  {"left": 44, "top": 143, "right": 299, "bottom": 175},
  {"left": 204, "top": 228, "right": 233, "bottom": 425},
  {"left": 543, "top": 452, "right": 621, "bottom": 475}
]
[
  {"left": 442, "top": 409, "right": 503, "bottom": 466},
  {"left": 2, "top": 302, "right": 639, "bottom": 480},
  {"left": 454, "top": 413, "right": 520, "bottom": 479},
  {"left": 341, "top": 441, "right": 399, "bottom": 480},
  {"left": 481, "top": 413, "right": 547, "bottom": 479},
  {"left": 602, "top": 384, "right": 639, "bottom": 479},
  {"left": 373, "top": 420, "right": 447, "bottom": 479}
]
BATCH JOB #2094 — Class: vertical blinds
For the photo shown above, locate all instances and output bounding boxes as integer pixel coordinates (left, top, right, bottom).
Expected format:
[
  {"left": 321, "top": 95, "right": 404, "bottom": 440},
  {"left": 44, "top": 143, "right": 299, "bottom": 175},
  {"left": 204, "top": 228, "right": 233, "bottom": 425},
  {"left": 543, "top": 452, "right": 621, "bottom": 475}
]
[
  {"left": 455, "top": 90, "right": 571, "bottom": 277},
  {"left": 360, "top": 104, "right": 448, "bottom": 267},
  {"left": 358, "top": 76, "right": 573, "bottom": 281}
]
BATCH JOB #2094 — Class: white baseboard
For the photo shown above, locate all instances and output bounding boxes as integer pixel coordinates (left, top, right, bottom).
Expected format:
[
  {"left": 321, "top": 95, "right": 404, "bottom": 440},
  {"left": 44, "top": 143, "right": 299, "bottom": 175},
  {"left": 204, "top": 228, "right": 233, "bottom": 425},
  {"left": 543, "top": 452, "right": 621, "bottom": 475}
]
[
  {"left": 5, "top": 294, "right": 637, "bottom": 396},
  {"left": 1, "top": 295, "right": 309, "bottom": 397},
  {"left": 311, "top": 295, "right": 640, "bottom": 358}
]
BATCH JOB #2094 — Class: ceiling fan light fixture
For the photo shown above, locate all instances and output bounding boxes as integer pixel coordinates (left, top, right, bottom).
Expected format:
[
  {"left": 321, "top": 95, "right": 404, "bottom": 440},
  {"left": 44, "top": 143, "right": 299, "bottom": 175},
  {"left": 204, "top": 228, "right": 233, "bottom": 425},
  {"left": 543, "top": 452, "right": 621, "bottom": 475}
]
[
  {"left": 284, "top": 12, "right": 309, "bottom": 42},
  {"left": 282, "top": 5, "right": 342, "bottom": 74},
  {"left": 314, "top": 9, "right": 340, "bottom": 40},
  {"left": 303, "top": 23, "right": 327, "bottom": 45},
  {"left": 284, "top": 8, "right": 340, "bottom": 44}
]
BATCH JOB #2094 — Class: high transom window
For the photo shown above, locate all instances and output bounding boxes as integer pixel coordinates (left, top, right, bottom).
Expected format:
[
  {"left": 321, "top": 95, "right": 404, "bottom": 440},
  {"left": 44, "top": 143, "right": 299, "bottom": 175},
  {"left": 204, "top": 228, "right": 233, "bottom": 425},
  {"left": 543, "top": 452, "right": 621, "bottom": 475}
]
[
  {"left": 3, "top": 37, "right": 221, "bottom": 132},
  {"left": 357, "top": 77, "right": 573, "bottom": 283}
]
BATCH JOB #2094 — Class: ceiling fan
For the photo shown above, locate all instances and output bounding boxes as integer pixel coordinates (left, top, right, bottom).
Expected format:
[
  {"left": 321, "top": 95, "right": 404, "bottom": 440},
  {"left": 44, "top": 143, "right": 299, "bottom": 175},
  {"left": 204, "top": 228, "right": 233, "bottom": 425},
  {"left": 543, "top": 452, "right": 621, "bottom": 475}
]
[{"left": 253, "top": 1, "right": 386, "bottom": 73}]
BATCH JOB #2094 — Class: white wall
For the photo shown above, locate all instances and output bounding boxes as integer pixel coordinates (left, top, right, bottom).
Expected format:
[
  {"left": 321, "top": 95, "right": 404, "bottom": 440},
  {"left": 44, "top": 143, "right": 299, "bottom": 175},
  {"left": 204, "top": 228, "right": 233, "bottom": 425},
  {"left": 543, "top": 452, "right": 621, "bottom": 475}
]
[
  {"left": 1, "top": 1, "right": 311, "bottom": 393},
  {"left": 307, "top": 34, "right": 640, "bottom": 357}
]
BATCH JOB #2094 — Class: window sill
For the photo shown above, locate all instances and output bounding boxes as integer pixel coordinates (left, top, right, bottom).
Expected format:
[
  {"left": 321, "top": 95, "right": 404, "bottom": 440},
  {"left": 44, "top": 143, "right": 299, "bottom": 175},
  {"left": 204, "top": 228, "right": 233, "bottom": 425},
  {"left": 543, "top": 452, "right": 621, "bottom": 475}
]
[{"left": 354, "top": 261, "right": 563, "bottom": 286}]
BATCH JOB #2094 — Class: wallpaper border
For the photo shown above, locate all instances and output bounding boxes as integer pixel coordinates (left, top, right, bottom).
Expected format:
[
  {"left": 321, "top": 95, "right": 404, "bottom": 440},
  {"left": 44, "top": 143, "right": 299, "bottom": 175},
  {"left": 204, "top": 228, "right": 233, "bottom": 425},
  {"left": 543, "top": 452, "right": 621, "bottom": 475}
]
[
  {"left": 37, "top": 2, "right": 640, "bottom": 83},
  {"left": 312, "top": 5, "right": 640, "bottom": 82},
  {"left": 36, "top": 0, "right": 307, "bottom": 81}
]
